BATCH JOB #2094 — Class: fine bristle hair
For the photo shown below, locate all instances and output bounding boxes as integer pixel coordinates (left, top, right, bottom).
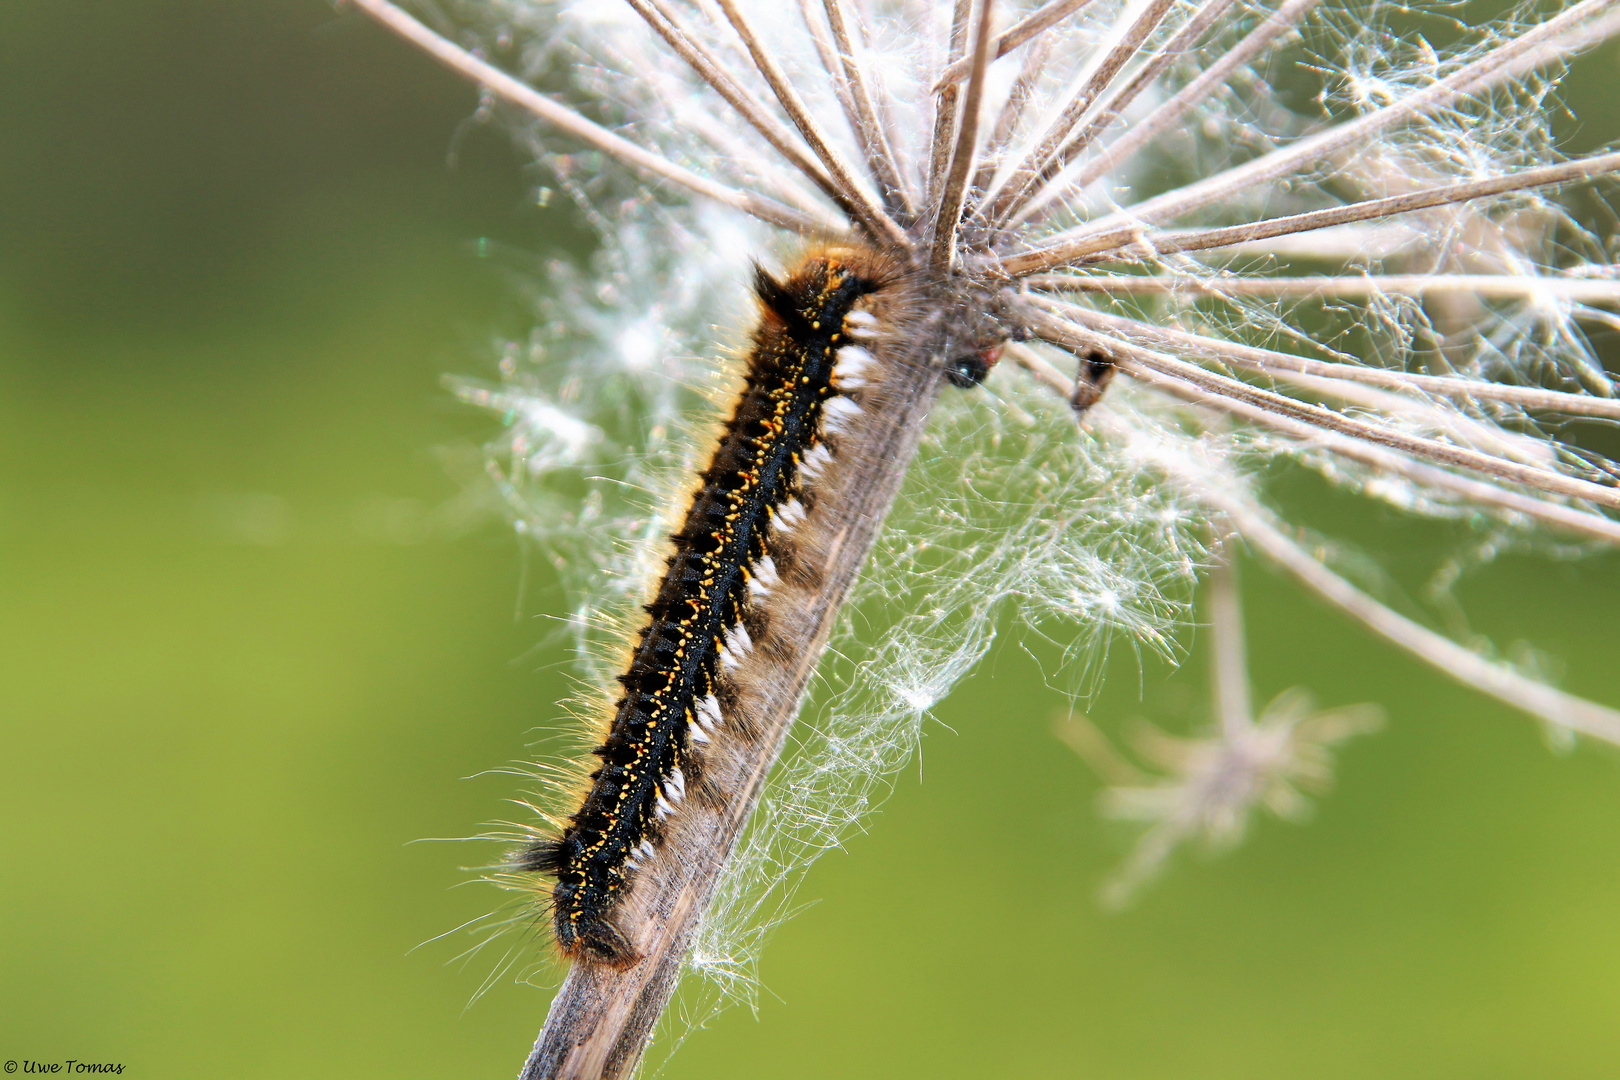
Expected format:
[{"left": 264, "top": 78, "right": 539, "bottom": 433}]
[{"left": 512, "top": 837, "right": 567, "bottom": 876}]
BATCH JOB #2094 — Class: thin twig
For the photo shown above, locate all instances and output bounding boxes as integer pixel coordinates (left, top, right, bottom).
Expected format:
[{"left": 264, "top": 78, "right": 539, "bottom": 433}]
[
  {"left": 1044, "top": 304, "right": 1620, "bottom": 419},
  {"left": 1016, "top": 0, "right": 1243, "bottom": 223},
  {"left": 1022, "top": 301, "right": 1620, "bottom": 507},
  {"left": 823, "top": 0, "right": 917, "bottom": 214},
  {"left": 1076, "top": 0, "right": 1324, "bottom": 190},
  {"left": 1093, "top": 349, "right": 1620, "bottom": 543},
  {"left": 1076, "top": 319, "right": 1552, "bottom": 477},
  {"left": 1003, "top": 151, "right": 1620, "bottom": 275},
  {"left": 931, "top": 0, "right": 998, "bottom": 272},
  {"left": 1007, "top": 342, "right": 1620, "bottom": 739},
  {"left": 345, "top": 0, "right": 833, "bottom": 235},
  {"left": 987, "top": 0, "right": 1182, "bottom": 225},
  {"left": 798, "top": 0, "right": 865, "bottom": 149},
  {"left": 1005, "top": 337, "right": 1077, "bottom": 398},
  {"left": 626, "top": 0, "right": 846, "bottom": 211},
  {"left": 1207, "top": 538, "right": 1255, "bottom": 739},
  {"left": 714, "top": 0, "right": 912, "bottom": 248},
  {"left": 1453, "top": 4, "right": 1620, "bottom": 95},
  {"left": 927, "top": 0, "right": 976, "bottom": 212},
  {"left": 1053, "top": 711, "right": 1151, "bottom": 785},
  {"left": 658, "top": 80, "right": 830, "bottom": 214},
  {"left": 1029, "top": 302, "right": 1584, "bottom": 489},
  {"left": 1059, "top": 0, "right": 1620, "bottom": 242},
  {"left": 1215, "top": 494, "right": 1620, "bottom": 745},
  {"left": 933, "top": 0, "right": 1101, "bottom": 87},
  {"left": 1026, "top": 271, "right": 1620, "bottom": 307},
  {"left": 967, "top": 33, "right": 1053, "bottom": 206}
]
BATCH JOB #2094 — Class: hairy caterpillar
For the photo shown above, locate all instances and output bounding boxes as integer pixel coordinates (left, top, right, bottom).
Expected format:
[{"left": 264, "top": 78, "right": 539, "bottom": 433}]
[{"left": 514, "top": 243, "right": 938, "bottom": 962}]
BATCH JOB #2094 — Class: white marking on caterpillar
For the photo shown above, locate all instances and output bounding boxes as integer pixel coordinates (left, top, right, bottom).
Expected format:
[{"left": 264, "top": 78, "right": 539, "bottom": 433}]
[
  {"left": 654, "top": 792, "right": 675, "bottom": 819},
  {"left": 754, "top": 554, "right": 780, "bottom": 588},
  {"left": 845, "top": 310, "right": 876, "bottom": 327},
  {"left": 822, "top": 394, "right": 863, "bottom": 433},
  {"left": 668, "top": 766, "right": 686, "bottom": 801},
  {"left": 725, "top": 622, "right": 753, "bottom": 657},
  {"left": 799, "top": 444, "right": 833, "bottom": 481},
  {"left": 777, "top": 497, "right": 808, "bottom": 529},
  {"left": 698, "top": 693, "right": 723, "bottom": 729},
  {"left": 833, "top": 346, "right": 873, "bottom": 388}
]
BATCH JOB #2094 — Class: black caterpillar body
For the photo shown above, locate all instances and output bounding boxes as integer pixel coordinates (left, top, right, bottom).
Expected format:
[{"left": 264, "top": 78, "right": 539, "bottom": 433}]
[{"left": 516, "top": 249, "right": 896, "bottom": 962}]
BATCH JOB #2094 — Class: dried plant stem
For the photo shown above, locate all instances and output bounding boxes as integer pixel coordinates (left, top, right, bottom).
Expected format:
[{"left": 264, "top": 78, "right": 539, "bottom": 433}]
[
  {"left": 931, "top": 0, "right": 998, "bottom": 272},
  {"left": 797, "top": 0, "right": 865, "bottom": 151},
  {"left": 987, "top": 0, "right": 1182, "bottom": 224},
  {"left": 1005, "top": 343, "right": 1620, "bottom": 740},
  {"left": 1075, "top": 0, "right": 1324, "bottom": 191},
  {"left": 519, "top": 356, "right": 946, "bottom": 1080},
  {"left": 822, "top": 0, "right": 916, "bottom": 213},
  {"left": 1026, "top": 271, "right": 1620, "bottom": 309},
  {"left": 1062, "top": 0, "right": 1620, "bottom": 242},
  {"left": 1005, "top": 151, "right": 1620, "bottom": 274},
  {"left": 1258, "top": 368, "right": 1566, "bottom": 469},
  {"left": 1207, "top": 539, "right": 1254, "bottom": 738},
  {"left": 1023, "top": 301, "right": 1620, "bottom": 507},
  {"left": 968, "top": 34, "right": 1053, "bottom": 202},
  {"left": 1213, "top": 493, "right": 1620, "bottom": 744},
  {"left": 933, "top": 0, "right": 1100, "bottom": 88},
  {"left": 927, "top": 0, "right": 976, "bottom": 207},
  {"left": 660, "top": 90, "right": 828, "bottom": 214},
  {"left": 1016, "top": 0, "right": 1241, "bottom": 222},
  {"left": 1004, "top": 337, "right": 1078, "bottom": 397},
  {"left": 1052, "top": 306, "right": 1620, "bottom": 418},
  {"left": 714, "top": 0, "right": 910, "bottom": 247},
  {"left": 626, "top": 0, "right": 844, "bottom": 210},
  {"left": 1455, "top": 5, "right": 1620, "bottom": 93},
  {"left": 1104, "top": 350, "right": 1620, "bottom": 543},
  {"left": 344, "top": 0, "right": 832, "bottom": 235}
]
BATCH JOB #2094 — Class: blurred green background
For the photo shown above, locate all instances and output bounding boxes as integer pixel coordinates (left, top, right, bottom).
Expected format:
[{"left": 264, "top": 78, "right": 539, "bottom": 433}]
[{"left": 2, "top": 2, "right": 1618, "bottom": 1077}]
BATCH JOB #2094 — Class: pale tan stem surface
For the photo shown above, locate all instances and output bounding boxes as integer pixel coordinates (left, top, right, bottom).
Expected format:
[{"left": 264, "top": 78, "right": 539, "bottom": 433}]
[{"left": 823, "top": 0, "right": 916, "bottom": 213}]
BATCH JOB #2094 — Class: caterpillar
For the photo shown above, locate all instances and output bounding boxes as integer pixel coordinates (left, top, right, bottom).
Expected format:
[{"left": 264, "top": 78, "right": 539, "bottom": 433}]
[{"left": 513, "top": 243, "right": 933, "bottom": 963}]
